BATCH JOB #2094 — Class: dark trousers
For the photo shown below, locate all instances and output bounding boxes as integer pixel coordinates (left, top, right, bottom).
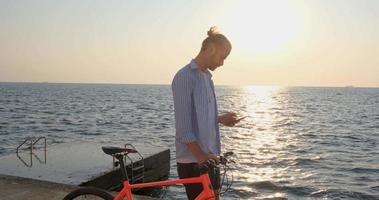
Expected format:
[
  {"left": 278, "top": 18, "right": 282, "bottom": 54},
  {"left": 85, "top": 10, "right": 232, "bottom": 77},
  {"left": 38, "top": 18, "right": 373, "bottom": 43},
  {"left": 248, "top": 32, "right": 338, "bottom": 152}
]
[{"left": 177, "top": 162, "right": 221, "bottom": 200}]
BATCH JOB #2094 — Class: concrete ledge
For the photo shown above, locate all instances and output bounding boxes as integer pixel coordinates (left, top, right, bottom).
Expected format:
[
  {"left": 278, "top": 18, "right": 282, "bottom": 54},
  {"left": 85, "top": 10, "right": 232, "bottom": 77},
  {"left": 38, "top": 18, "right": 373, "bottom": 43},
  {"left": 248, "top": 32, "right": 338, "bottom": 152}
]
[
  {"left": 0, "top": 175, "right": 158, "bottom": 200},
  {"left": 0, "top": 142, "right": 169, "bottom": 199},
  {"left": 0, "top": 142, "right": 169, "bottom": 185},
  {"left": 0, "top": 174, "right": 75, "bottom": 200}
]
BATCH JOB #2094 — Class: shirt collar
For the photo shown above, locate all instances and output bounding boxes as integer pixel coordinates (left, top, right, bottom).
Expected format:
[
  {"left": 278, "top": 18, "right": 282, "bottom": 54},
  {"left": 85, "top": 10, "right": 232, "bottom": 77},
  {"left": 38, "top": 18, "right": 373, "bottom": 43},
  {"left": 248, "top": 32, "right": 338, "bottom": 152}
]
[{"left": 190, "top": 59, "right": 213, "bottom": 78}]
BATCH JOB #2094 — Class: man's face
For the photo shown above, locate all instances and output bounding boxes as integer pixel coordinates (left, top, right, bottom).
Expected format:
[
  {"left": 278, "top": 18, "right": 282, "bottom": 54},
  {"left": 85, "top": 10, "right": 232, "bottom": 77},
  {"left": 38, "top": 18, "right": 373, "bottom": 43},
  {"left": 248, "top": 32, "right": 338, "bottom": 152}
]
[{"left": 208, "top": 44, "right": 231, "bottom": 71}]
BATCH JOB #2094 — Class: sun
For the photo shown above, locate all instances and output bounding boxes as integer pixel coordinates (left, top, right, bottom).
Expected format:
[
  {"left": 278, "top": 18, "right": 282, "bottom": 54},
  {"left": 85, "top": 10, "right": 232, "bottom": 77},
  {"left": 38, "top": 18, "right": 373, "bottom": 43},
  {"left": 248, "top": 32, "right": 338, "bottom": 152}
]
[{"left": 225, "top": 0, "right": 302, "bottom": 55}]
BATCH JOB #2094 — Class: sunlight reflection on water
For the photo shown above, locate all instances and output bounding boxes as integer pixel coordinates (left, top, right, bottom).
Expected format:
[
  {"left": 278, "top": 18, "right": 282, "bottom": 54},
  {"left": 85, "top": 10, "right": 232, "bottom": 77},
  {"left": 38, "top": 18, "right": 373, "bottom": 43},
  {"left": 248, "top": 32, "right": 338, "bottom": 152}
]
[{"left": 221, "top": 86, "right": 300, "bottom": 197}]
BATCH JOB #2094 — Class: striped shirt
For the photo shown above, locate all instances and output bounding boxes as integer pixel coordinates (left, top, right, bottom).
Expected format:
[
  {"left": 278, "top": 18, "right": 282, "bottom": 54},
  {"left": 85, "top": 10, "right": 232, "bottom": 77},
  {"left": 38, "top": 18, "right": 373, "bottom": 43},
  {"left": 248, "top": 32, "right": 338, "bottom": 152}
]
[{"left": 171, "top": 60, "right": 220, "bottom": 163}]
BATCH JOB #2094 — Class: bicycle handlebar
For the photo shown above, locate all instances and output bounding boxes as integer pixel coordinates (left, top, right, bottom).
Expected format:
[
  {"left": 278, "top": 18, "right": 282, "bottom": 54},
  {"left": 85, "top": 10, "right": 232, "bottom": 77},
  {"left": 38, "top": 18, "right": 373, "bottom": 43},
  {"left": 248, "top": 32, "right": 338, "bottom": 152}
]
[
  {"left": 198, "top": 151, "right": 234, "bottom": 174},
  {"left": 220, "top": 151, "right": 234, "bottom": 165}
]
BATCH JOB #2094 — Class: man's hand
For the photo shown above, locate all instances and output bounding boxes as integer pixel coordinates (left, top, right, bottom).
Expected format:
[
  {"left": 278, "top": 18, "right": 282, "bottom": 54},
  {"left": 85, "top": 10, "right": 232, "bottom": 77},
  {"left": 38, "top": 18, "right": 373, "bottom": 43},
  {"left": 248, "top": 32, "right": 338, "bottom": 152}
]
[
  {"left": 186, "top": 142, "right": 219, "bottom": 163},
  {"left": 198, "top": 154, "right": 219, "bottom": 164},
  {"left": 218, "top": 112, "right": 243, "bottom": 127}
]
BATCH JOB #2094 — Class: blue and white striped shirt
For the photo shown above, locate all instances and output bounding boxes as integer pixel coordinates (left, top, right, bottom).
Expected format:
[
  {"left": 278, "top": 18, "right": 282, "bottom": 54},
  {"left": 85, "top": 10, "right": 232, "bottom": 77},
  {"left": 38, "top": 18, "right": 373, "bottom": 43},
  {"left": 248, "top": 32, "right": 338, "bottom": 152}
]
[{"left": 172, "top": 60, "right": 220, "bottom": 163}]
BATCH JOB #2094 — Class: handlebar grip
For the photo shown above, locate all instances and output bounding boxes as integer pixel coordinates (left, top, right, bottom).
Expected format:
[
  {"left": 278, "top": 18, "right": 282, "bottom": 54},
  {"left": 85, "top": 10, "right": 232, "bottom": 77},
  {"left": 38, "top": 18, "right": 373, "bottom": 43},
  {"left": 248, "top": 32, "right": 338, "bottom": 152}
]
[
  {"left": 223, "top": 151, "right": 234, "bottom": 157},
  {"left": 220, "top": 151, "right": 234, "bottom": 165}
]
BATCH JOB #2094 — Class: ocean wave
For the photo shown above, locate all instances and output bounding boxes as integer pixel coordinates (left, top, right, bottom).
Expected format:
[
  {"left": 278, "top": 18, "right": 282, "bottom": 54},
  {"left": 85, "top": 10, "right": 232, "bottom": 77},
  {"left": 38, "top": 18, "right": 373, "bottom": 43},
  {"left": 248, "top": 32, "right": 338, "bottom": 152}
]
[
  {"left": 96, "top": 120, "right": 114, "bottom": 125},
  {"left": 226, "top": 188, "right": 258, "bottom": 199},
  {"left": 10, "top": 114, "right": 27, "bottom": 119},
  {"left": 289, "top": 157, "right": 322, "bottom": 166},
  {"left": 342, "top": 135, "right": 362, "bottom": 140},
  {"left": 249, "top": 181, "right": 280, "bottom": 190},
  {"left": 310, "top": 189, "right": 378, "bottom": 200},
  {"left": 49, "top": 128, "right": 65, "bottom": 132},
  {"left": 351, "top": 167, "right": 379, "bottom": 173},
  {"left": 60, "top": 118, "right": 75, "bottom": 125},
  {"left": 136, "top": 106, "right": 154, "bottom": 111},
  {"left": 79, "top": 132, "right": 103, "bottom": 136},
  {"left": 371, "top": 185, "right": 379, "bottom": 191},
  {"left": 272, "top": 121, "right": 298, "bottom": 128},
  {"left": 248, "top": 181, "right": 315, "bottom": 196},
  {"left": 255, "top": 197, "right": 288, "bottom": 200}
]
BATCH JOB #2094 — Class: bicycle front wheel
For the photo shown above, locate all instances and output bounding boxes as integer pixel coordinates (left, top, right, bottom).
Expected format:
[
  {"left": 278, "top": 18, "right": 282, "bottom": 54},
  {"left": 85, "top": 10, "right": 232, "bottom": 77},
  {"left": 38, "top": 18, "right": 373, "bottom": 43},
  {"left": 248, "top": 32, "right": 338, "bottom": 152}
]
[{"left": 63, "top": 187, "right": 114, "bottom": 200}]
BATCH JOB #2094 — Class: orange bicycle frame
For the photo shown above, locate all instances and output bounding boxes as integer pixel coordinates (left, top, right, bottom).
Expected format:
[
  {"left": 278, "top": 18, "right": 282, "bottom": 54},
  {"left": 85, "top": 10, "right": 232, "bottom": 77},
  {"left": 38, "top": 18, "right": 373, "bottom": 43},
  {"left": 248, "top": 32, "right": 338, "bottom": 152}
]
[{"left": 114, "top": 173, "right": 215, "bottom": 200}]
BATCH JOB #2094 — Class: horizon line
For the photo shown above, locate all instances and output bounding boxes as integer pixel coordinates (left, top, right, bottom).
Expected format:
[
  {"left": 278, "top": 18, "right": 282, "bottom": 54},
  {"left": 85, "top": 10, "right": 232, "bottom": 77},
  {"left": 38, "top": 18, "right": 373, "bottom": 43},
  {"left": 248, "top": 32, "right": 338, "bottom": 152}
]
[{"left": 0, "top": 81, "right": 378, "bottom": 89}]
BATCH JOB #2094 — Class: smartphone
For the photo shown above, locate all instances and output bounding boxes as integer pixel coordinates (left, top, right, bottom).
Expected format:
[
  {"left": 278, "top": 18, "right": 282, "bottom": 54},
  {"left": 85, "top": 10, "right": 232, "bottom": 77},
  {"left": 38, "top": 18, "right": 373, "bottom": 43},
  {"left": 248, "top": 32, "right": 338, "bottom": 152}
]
[{"left": 236, "top": 116, "right": 246, "bottom": 121}]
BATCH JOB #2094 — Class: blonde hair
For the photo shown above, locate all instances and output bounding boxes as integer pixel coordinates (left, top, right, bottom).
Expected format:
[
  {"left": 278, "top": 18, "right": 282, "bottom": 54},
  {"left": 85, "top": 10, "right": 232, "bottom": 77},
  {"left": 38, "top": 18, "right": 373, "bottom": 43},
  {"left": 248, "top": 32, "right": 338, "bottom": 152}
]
[{"left": 201, "top": 26, "right": 231, "bottom": 51}]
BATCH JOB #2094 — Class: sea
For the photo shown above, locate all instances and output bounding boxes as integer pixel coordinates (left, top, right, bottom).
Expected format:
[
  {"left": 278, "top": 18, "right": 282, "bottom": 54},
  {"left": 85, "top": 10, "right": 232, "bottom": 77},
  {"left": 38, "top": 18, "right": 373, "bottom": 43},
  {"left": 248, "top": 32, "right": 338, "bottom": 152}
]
[{"left": 0, "top": 83, "right": 378, "bottom": 200}]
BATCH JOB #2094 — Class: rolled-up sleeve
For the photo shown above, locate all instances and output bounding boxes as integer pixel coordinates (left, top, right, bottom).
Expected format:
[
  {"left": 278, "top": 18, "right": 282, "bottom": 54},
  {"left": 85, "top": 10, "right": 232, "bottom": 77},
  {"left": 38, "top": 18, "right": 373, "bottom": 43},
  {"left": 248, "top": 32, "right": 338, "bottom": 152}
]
[{"left": 172, "top": 72, "right": 197, "bottom": 143}]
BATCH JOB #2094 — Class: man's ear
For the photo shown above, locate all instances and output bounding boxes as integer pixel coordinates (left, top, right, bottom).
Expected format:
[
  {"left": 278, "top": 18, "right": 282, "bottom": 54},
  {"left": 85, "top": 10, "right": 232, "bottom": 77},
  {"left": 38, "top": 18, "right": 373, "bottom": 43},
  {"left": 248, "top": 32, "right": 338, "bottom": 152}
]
[{"left": 207, "top": 43, "right": 216, "bottom": 55}]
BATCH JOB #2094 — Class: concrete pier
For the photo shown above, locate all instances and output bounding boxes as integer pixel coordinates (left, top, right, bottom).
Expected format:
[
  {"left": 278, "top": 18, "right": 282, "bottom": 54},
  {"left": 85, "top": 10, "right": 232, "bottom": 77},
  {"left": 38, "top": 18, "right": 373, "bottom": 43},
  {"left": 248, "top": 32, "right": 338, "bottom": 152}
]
[
  {"left": 0, "top": 174, "right": 157, "bottom": 200},
  {"left": 0, "top": 142, "right": 170, "bottom": 199}
]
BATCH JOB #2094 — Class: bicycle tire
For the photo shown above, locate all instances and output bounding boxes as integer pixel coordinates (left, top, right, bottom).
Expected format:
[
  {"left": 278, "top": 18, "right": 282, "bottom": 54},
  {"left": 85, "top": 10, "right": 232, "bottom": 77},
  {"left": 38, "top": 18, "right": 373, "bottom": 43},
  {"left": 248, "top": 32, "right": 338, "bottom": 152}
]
[{"left": 63, "top": 187, "right": 114, "bottom": 200}]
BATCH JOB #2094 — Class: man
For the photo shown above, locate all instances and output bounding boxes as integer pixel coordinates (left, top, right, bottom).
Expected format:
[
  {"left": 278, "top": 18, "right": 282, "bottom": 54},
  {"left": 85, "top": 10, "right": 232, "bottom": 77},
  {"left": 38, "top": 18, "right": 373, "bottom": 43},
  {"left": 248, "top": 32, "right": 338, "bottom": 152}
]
[{"left": 171, "top": 27, "right": 242, "bottom": 200}]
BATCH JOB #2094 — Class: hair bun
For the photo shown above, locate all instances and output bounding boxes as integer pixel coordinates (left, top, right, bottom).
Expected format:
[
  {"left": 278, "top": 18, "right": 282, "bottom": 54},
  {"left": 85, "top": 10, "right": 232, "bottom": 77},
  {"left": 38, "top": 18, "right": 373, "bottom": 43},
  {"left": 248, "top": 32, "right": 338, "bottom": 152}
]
[
  {"left": 201, "top": 26, "right": 231, "bottom": 52},
  {"left": 207, "top": 26, "right": 218, "bottom": 37}
]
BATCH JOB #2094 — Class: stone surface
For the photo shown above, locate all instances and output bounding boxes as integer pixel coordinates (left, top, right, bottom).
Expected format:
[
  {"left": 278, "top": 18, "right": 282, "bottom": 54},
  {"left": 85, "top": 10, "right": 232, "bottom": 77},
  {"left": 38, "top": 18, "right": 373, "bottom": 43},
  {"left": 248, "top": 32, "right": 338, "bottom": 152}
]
[
  {"left": 0, "top": 175, "right": 159, "bottom": 200},
  {"left": 0, "top": 142, "right": 169, "bottom": 186},
  {"left": 0, "top": 142, "right": 170, "bottom": 199}
]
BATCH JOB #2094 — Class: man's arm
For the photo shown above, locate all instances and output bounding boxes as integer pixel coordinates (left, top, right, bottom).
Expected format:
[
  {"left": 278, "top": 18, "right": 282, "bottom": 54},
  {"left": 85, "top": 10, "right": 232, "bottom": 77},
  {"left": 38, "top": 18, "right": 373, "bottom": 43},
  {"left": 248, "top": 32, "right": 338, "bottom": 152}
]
[{"left": 172, "top": 73, "right": 197, "bottom": 143}]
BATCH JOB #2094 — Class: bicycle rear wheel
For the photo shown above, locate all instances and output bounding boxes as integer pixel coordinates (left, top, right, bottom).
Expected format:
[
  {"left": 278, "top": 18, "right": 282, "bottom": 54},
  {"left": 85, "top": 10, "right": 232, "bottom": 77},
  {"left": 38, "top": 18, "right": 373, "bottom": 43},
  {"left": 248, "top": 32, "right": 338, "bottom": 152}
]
[{"left": 63, "top": 187, "right": 114, "bottom": 200}]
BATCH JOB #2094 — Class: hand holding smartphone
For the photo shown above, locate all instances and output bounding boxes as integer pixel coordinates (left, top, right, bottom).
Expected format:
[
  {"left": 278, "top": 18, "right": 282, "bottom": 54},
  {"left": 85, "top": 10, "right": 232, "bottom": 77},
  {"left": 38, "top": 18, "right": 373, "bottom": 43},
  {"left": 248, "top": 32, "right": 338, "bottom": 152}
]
[
  {"left": 235, "top": 116, "right": 246, "bottom": 122},
  {"left": 226, "top": 116, "right": 246, "bottom": 126}
]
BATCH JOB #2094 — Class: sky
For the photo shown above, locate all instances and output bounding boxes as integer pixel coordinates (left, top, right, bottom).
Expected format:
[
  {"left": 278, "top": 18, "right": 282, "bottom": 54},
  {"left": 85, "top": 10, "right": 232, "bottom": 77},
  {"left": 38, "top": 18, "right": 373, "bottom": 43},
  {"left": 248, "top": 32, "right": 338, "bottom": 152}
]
[{"left": 0, "top": 0, "right": 378, "bottom": 87}]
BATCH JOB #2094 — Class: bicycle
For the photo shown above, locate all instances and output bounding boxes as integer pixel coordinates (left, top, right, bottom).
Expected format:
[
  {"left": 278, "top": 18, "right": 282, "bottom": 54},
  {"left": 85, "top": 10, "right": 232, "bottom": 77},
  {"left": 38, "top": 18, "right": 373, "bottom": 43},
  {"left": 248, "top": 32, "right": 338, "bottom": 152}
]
[{"left": 63, "top": 146, "right": 234, "bottom": 200}]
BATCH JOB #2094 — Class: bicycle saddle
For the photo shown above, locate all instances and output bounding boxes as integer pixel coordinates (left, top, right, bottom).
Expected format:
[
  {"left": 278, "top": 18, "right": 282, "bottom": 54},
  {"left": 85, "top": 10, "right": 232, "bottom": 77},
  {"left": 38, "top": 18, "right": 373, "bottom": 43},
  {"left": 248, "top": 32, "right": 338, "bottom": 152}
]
[{"left": 102, "top": 146, "right": 138, "bottom": 155}]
